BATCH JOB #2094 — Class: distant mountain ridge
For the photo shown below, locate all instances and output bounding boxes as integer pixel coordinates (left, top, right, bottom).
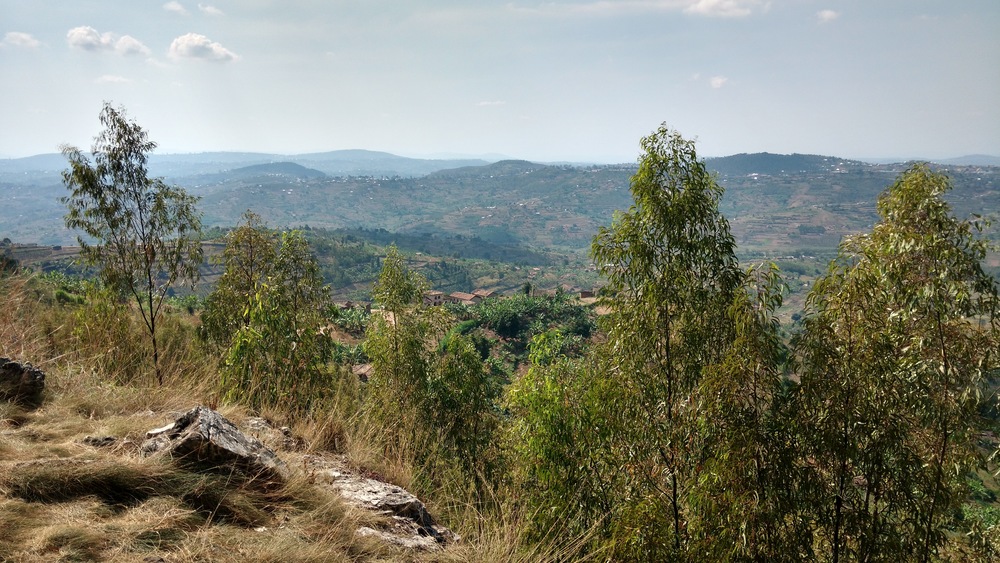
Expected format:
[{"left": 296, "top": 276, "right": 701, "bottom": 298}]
[
  {"left": 0, "top": 149, "right": 490, "bottom": 179},
  {"left": 425, "top": 159, "right": 545, "bottom": 179},
  {"left": 3, "top": 149, "right": 996, "bottom": 179},
  {"left": 194, "top": 162, "right": 327, "bottom": 183},
  {"left": 1, "top": 147, "right": 997, "bottom": 257},
  {"left": 934, "top": 155, "right": 1000, "bottom": 167},
  {"left": 705, "top": 153, "right": 871, "bottom": 176}
]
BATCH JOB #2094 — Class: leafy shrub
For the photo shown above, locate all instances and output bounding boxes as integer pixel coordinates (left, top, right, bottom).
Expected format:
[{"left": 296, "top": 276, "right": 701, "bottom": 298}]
[
  {"left": 331, "top": 306, "right": 369, "bottom": 336},
  {"left": 475, "top": 293, "right": 594, "bottom": 342}
]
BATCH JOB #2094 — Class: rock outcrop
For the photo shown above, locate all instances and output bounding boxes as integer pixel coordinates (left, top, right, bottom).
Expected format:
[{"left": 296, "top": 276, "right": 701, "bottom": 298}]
[
  {"left": 141, "top": 406, "right": 457, "bottom": 551},
  {"left": 303, "top": 454, "right": 459, "bottom": 550},
  {"left": 0, "top": 357, "right": 45, "bottom": 406},
  {"left": 141, "top": 406, "right": 288, "bottom": 482}
]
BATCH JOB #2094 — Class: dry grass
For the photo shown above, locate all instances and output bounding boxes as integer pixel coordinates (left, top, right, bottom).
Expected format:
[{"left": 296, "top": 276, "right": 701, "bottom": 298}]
[
  {"left": 0, "top": 273, "right": 594, "bottom": 561},
  {"left": 0, "top": 404, "right": 405, "bottom": 562},
  {"left": 0, "top": 274, "right": 385, "bottom": 561}
]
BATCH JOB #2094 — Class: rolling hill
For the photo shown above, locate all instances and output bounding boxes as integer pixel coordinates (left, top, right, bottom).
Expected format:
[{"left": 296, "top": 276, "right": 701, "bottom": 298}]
[{"left": 2, "top": 151, "right": 997, "bottom": 259}]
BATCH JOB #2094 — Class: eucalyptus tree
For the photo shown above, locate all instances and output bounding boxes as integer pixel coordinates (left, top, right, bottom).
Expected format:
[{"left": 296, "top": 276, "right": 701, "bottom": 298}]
[
  {"left": 218, "top": 229, "right": 331, "bottom": 415},
  {"left": 200, "top": 210, "right": 277, "bottom": 351},
  {"left": 794, "top": 164, "right": 999, "bottom": 561},
  {"left": 429, "top": 333, "right": 503, "bottom": 487},
  {"left": 689, "top": 263, "right": 808, "bottom": 561},
  {"left": 365, "top": 247, "right": 504, "bottom": 491},
  {"left": 590, "top": 124, "right": 744, "bottom": 558},
  {"left": 365, "top": 245, "right": 434, "bottom": 404},
  {"left": 61, "top": 103, "right": 202, "bottom": 385},
  {"left": 507, "top": 329, "right": 627, "bottom": 546},
  {"left": 363, "top": 246, "right": 445, "bottom": 452}
]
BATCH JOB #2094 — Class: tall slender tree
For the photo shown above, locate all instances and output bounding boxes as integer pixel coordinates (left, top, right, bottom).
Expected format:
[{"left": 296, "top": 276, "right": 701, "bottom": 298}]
[
  {"left": 62, "top": 103, "right": 202, "bottom": 385},
  {"left": 201, "top": 210, "right": 277, "bottom": 351},
  {"left": 688, "top": 263, "right": 808, "bottom": 561},
  {"left": 218, "top": 229, "right": 331, "bottom": 414},
  {"left": 363, "top": 246, "right": 441, "bottom": 450},
  {"left": 795, "top": 164, "right": 1000, "bottom": 561},
  {"left": 590, "top": 123, "right": 743, "bottom": 558}
]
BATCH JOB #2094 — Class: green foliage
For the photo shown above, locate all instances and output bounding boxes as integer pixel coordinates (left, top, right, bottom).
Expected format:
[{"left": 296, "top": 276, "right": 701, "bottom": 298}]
[
  {"left": 71, "top": 282, "right": 148, "bottom": 384},
  {"left": 53, "top": 288, "right": 81, "bottom": 305},
  {"left": 39, "top": 271, "right": 89, "bottom": 306},
  {"left": 273, "top": 230, "right": 330, "bottom": 321},
  {"left": 475, "top": 293, "right": 594, "bottom": 342},
  {"left": 364, "top": 246, "right": 502, "bottom": 492},
  {"left": 688, "top": 263, "right": 807, "bottom": 561},
  {"left": 793, "top": 163, "right": 1000, "bottom": 561},
  {"left": 220, "top": 283, "right": 332, "bottom": 415},
  {"left": 330, "top": 306, "right": 369, "bottom": 336},
  {"left": 507, "top": 332, "right": 617, "bottom": 542},
  {"left": 370, "top": 246, "right": 427, "bottom": 312},
  {"left": 329, "top": 341, "right": 367, "bottom": 365},
  {"left": 969, "top": 475, "right": 997, "bottom": 503},
  {"left": 216, "top": 228, "right": 333, "bottom": 415},
  {"left": 586, "top": 124, "right": 743, "bottom": 558},
  {"left": 501, "top": 135, "right": 1000, "bottom": 562},
  {"left": 429, "top": 334, "right": 503, "bottom": 482},
  {"left": 167, "top": 293, "right": 200, "bottom": 314},
  {"left": 966, "top": 504, "right": 1000, "bottom": 530},
  {"left": 363, "top": 246, "right": 444, "bottom": 448},
  {"left": 526, "top": 329, "right": 565, "bottom": 367},
  {"left": 201, "top": 210, "right": 277, "bottom": 351},
  {"left": 61, "top": 103, "right": 203, "bottom": 385}
]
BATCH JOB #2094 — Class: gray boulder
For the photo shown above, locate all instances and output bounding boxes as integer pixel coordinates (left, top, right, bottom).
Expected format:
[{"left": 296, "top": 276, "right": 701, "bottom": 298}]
[
  {"left": 0, "top": 357, "right": 45, "bottom": 406},
  {"left": 304, "top": 454, "right": 459, "bottom": 549},
  {"left": 142, "top": 406, "right": 288, "bottom": 482}
]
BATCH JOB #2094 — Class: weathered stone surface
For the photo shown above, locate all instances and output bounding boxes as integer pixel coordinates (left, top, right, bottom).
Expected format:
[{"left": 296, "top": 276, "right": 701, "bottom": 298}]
[
  {"left": 243, "top": 416, "right": 304, "bottom": 451},
  {"left": 0, "top": 357, "right": 45, "bottom": 406},
  {"left": 141, "top": 406, "right": 288, "bottom": 481},
  {"left": 82, "top": 435, "right": 117, "bottom": 447},
  {"left": 304, "top": 454, "right": 458, "bottom": 549}
]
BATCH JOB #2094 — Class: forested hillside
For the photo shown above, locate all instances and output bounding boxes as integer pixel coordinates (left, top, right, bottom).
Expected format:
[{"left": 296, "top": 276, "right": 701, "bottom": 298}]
[
  {"left": 3, "top": 148, "right": 996, "bottom": 256},
  {"left": 2, "top": 109, "right": 999, "bottom": 561}
]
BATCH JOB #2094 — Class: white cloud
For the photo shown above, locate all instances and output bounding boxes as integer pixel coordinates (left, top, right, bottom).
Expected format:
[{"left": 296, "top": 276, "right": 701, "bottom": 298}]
[
  {"left": 3, "top": 32, "right": 41, "bottom": 48},
  {"left": 508, "top": 1, "right": 768, "bottom": 18},
  {"left": 95, "top": 75, "right": 131, "bottom": 84},
  {"left": 163, "top": 1, "right": 189, "bottom": 16},
  {"left": 817, "top": 9, "right": 839, "bottom": 23},
  {"left": 477, "top": 100, "right": 506, "bottom": 107},
  {"left": 115, "top": 35, "right": 151, "bottom": 56},
  {"left": 710, "top": 75, "right": 728, "bottom": 88},
  {"left": 66, "top": 26, "right": 115, "bottom": 51},
  {"left": 67, "top": 27, "right": 150, "bottom": 56},
  {"left": 198, "top": 3, "right": 224, "bottom": 16},
  {"left": 684, "top": 0, "right": 769, "bottom": 18},
  {"left": 168, "top": 33, "right": 239, "bottom": 62},
  {"left": 565, "top": 1, "right": 691, "bottom": 15}
]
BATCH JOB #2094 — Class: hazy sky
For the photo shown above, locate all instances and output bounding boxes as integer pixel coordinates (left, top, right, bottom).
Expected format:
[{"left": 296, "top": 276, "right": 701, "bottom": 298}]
[{"left": 2, "top": 1, "right": 998, "bottom": 162}]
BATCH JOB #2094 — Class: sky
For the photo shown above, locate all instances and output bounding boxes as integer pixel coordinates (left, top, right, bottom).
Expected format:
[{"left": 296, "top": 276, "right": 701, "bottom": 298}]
[{"left": 1, "top": 0, "right": 998, "bottom": 163}]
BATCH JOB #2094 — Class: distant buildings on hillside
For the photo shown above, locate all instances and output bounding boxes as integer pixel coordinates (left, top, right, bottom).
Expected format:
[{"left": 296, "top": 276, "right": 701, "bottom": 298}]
[
  {"left": 423, "top": 288, "right": 497, "bottom": 306},
  {"left": 422, "top": 286, "right": 601, "bottom": 306}
]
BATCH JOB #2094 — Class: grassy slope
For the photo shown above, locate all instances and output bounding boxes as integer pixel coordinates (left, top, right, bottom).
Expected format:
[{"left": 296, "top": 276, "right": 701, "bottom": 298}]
[{"left": 0, "top": 274, "right": 584, "bottom": 563}]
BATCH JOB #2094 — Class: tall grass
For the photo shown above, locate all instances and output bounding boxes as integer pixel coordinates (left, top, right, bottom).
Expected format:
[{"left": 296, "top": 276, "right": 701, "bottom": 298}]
[
  {"left": 0, "top": 272, "right": 598, "bottom": 561},
  {"left": 0, "top": 275, "right": 60, "bottom": 364}
]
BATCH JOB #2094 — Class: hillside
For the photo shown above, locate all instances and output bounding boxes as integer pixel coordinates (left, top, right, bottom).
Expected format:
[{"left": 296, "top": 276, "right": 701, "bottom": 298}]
[
  {"left": 2, "top": 150, "right": 998, "bottom": 262},
  {"left": 0, "top": 150, "right": 489, "bottom": 180},
  {"left": 4, "top": 139, "right": 1000, "bottom": 561},
  {"left": 0, "top": 276, "right": 527, "bottom": 562},
  {"left": 4, "top": 159, "right": 1000, "bottom": 560},
  {"left": 191, "top": 162, "right": 328, "bottom": 183},
  {"left": 705, "top": 152, "right": 870, "bottom": 176}
]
